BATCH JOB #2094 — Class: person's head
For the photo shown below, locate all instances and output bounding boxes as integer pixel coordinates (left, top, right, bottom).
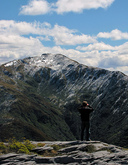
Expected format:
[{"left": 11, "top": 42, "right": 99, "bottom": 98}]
[{"left": 82, "top": 101, "right": 88, "bottom": 106}]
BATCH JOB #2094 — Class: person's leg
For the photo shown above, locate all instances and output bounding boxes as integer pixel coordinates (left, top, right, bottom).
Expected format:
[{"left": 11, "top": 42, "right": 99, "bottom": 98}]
[
  {"left": 86, "top": 121, "right": 90, "bottom": 141},
  {"left": 81, "top": 121, "right": 86, "bottom": 141}
]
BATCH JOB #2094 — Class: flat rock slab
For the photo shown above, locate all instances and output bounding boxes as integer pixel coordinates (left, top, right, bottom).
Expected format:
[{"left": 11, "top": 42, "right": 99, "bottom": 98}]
[{"left": 0, "top": 141, "right": 128, "bottom": 164}]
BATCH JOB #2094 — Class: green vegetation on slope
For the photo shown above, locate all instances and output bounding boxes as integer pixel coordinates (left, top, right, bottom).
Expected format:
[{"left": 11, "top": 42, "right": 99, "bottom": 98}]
[{"left": 0, "top": 70, "right": 75, "bottom": 141}]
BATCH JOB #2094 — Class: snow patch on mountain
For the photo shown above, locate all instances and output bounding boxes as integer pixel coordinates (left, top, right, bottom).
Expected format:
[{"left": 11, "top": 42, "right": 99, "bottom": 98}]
[
  {"left": 23, "top": 54, "right": 80, "bottom": 74},
  {"left": 4, "top": 60, "right": 17, "bottom": 67}
]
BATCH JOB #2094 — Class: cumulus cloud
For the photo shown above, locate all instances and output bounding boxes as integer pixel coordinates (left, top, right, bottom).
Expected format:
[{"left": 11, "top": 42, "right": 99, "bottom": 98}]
[
  {"left": 51, "top": 25, "right": 97, "bottom": 45},
  {"left": 0, "top": 20, "right": 48, "bottom": 63},
  {"left": 0, "top": 20, "right": 97, "bottom": 64},
  {"left": 1, "top": 20, "right": 128, "bottom": 75},
  {"left": 76, "top": 42, "right": 116, "bottom": 51},
  {"left": 19, "top": 0, "right": 115, "bottom": 15},
  {"left": 55, "top": 0, "right": 115, "bottom": 14},
  {"left": 0, "top": 20, "right": 96, "bottom": 46},
  {"left": 76, "top": 42, "right": 128, "bottom": 75},
  {"left": 0, "top": 20, "right": 51, "bottom": 36},
  {"left": 0, "top": 34, "right": 41, "bottom": 48},
  {"left": 97, "top": 29, "right": 128, "bottom": 40},
  {"left": 0, "top": 34, "right": 44, "bottom": 62},
  {"left": 98, "top": 55, "right": 128, "bottom": 72},
  {"left": 19, "top": 0, "right": 51, "bottom": 15}
]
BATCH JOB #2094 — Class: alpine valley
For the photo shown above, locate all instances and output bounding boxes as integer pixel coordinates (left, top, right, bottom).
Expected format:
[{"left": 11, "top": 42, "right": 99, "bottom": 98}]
[{"left": 0, "top": 54, "right": 128, "bottom": 148}]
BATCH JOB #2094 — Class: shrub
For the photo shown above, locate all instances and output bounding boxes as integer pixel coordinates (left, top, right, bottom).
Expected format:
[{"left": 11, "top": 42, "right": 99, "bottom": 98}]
[
  {"left": 80, "top": 144, "right": 96, "bottom": 153},
  {"left": 1, "top": 138, "right": 36, "bottom": 154},
  {"left": 0, "top": 142, "right": 6, "bottom": 149},
  {"left": 18, "top": 145, "right": 29, "bottom": 154},
  {"left": 9, "top": 139, "right": 30, "bottom": 154},
  {"left": 37, "top": 143, "right": 45, "bottom": 147},
  {"left": 23, "top": 139, "right": 35, "bottom": 151},
  {"left": 51, "top": 144, "right": 61, "bottom": 151}
]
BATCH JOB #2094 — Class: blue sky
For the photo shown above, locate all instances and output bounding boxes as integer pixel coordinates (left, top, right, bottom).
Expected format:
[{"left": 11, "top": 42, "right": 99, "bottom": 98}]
[{"left": 0, "top": 0, "right": 128, "bottom": 75}]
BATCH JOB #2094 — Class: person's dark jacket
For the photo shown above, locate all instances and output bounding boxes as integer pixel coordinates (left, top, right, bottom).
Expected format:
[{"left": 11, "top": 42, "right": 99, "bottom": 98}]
[{"left": 78, "top": 105, "right": 93, "bottom": 121}]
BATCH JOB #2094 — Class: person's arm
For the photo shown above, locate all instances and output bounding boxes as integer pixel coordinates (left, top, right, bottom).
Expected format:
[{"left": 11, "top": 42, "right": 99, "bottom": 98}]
[{"left": 86, "top": 104, "right": 94, "bottom": 112}]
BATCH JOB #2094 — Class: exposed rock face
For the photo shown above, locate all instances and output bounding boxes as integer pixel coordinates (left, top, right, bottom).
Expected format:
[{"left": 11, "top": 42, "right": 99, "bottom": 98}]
[
  {"left": 0, "top": 141, "right": 128, "bottom": 165},
  {"left": 0, "top": 53, "right": 128, "bottom": 147}
]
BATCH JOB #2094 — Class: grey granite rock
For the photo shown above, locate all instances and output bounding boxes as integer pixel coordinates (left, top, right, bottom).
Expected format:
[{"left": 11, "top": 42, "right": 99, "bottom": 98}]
[
  {"left": 0, "top": 141, "right": 128, "bottom": 165},
  {"left": 32, "top": 146, "right": 53, "bottom": 155}
]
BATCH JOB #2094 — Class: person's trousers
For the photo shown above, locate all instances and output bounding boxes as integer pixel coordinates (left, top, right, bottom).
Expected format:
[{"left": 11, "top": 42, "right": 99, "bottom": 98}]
[{"left": 81, "top": 121, "right": 90, "bottom": 141}]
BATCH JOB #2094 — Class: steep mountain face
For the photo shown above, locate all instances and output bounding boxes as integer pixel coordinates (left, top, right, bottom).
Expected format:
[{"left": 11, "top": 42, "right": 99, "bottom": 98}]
[{"left": 0, "top": 53, "right": 128, "bottom": 147}]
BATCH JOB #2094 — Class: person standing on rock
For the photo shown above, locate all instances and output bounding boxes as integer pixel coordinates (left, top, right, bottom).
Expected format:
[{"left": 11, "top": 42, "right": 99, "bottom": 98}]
[{"left": 78, "top": 101, "right": 94, "bottom": 141}]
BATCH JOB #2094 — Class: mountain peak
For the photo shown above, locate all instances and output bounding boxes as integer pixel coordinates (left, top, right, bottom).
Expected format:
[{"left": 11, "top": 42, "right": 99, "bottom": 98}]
[{"left": 24, "top": 53, "right": 80, "bottom": 72}]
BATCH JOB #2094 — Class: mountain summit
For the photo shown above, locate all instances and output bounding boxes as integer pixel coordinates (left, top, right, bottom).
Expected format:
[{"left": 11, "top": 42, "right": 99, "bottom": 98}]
[{"left": 0, "top": 53, "right": 128, "bottom": 147}]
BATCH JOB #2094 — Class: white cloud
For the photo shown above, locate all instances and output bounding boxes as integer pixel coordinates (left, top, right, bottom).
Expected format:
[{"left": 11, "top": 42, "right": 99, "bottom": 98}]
[
  {"left": 19, "top": 0, "right": 51, "bottom": 15},
  {"left": 0, "top": 20, "right": 50, "bottom": 36},
  {"left": 117, "top": 42, "right": 128, "bottom": 55},
  {"left": 76, "top": 43, "right": 128, "bottom": 75},
  {"left": 51, "top": 24, "right": 97, "bottom": 45},
  {"left": 98, "top": 54, "right": 128, "bottom": 73},
  {"left": 97, "top": 29, "right": 128, "bottom": 40},
  {"left": 0, "top": 34, "right": 44, "bottom": 61},
  {"left": 0, "top": 20, "right": 96, "bottom": 46},
  {"left": 55, "top": 0, "right": 115, "bottom": 14},
  {"left": 1, "top": 20, "right": 128, "bottom": 75},
  {"left": 0, "top": 20, "right": 96, "bottom": 65},
  {"left": 0, "top": 20, "right": 46, "bottom": 62},
  {"left": 0, "top": 34, "right": 41, "bottom": 47},
  {"left": 76, "top": 42, "right": 116, "bottom": 51},
  {"left": 19, "top": 0, "right": 115, "bottom": 15}
]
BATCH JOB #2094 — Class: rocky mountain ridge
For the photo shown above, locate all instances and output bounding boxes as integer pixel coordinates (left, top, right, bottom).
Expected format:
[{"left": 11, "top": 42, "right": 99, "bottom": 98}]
[{"left": 0, "top": 53, "right": 128, "bottom": 147}]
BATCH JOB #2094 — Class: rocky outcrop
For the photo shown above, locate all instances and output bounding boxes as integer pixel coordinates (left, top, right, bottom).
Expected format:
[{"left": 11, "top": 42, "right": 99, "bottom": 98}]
[{"left": 0, "top": 141, "right": 128, "bottom": 165}]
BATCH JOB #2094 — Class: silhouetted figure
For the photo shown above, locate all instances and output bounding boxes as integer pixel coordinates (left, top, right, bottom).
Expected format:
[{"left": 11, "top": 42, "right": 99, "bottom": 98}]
[{"left": 78, "top": 101, "right": 94, "bottom": 141}]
